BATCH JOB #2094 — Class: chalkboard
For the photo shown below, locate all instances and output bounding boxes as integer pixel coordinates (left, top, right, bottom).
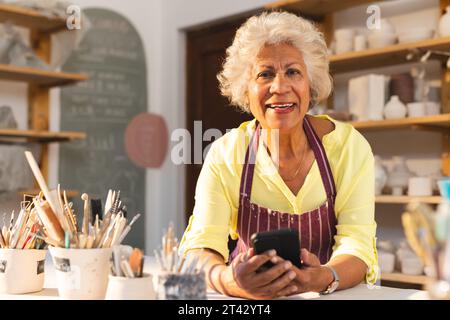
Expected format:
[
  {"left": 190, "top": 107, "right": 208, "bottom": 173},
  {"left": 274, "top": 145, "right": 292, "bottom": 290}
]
[{"left": 60, "top": 8, "right": 147, "bottom": 249}]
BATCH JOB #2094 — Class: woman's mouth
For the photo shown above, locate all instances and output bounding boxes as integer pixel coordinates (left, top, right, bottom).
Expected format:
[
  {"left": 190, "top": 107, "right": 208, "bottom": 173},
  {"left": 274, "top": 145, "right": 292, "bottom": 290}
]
[{"left": 265, "top": 103, "right": 296, "bottom": 114}]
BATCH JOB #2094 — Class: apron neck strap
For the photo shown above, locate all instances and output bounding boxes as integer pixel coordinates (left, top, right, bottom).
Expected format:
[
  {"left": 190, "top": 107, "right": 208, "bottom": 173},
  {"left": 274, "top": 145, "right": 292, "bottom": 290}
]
[{"left": 239, "top": 117, "right": 336, "bottom": 201}]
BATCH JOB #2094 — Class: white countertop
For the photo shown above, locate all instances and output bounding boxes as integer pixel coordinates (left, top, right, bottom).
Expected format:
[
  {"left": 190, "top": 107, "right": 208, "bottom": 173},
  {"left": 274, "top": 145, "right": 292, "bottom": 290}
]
[{"left": 0, "top": 254, "right": 429, "bottom": 300}]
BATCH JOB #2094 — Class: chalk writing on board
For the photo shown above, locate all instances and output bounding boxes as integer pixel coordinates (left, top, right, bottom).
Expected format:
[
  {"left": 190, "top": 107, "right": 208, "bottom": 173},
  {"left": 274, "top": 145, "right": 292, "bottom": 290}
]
[{"left": 60, "top": 8, "right": 147, "bottom": 248}]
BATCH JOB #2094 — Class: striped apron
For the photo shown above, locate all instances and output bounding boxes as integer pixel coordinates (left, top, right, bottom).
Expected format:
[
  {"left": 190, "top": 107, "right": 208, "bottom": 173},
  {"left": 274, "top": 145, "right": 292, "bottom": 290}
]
[{"left": 230, "top": 116, "right": 337, "bottom": 265}]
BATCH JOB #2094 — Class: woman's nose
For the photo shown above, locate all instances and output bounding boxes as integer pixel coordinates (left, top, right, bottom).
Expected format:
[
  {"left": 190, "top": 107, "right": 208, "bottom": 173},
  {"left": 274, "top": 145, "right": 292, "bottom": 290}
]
[{"left": 269, "top": 73, "right": 290, "bottom": 95}]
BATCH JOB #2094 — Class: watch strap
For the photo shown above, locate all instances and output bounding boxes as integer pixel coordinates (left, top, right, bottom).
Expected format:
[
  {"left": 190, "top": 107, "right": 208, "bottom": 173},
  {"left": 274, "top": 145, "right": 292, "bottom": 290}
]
[{"left": 319, "top": 265, "right": 339, "bottom": 295}]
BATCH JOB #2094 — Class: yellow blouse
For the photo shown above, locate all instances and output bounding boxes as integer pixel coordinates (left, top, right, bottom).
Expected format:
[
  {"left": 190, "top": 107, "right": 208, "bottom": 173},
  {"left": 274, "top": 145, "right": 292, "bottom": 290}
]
[{"left": 179, "top": 115, "right": 378, "bottom": 284}]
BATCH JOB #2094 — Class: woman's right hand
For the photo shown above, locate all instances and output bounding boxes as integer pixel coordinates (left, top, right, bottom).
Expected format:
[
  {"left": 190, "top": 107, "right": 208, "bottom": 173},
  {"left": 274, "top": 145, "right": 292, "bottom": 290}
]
[{"left": 222, "top": 248, "right": 298, "bottom": 299}]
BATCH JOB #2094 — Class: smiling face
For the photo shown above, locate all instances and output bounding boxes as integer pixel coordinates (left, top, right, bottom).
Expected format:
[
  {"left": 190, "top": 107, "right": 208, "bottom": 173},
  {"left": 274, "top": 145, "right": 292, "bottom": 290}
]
[{"left": 247, "top": 43, "right": 311, "bottom": 133}]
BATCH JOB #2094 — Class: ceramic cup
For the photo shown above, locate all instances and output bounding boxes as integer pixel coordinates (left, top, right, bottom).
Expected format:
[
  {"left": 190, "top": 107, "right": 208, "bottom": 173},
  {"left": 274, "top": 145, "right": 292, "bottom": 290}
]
[
  {"left": 401, "top": 256, "right": 424, "bottom": 276},
  {"left": 378, "top": 251, "right": 395, "bottom": 273},
  {"left": 155, "top": 271, "right": 207, "bottom": 300},
  {"left": 334, "top": 28, "right": 355, "bottom": 54},
  {"left": 407, "top": 102, "right": 426, "bottom": 118},
  {"left": 48, "top": 246, "right": 112, "bottom": 300},
  {"left": 408, "top": 177, "right": 433, "bottom": 196},
  {"left": 0, "top": 249, "right": 47, "bottom": 294},
  {"left": 105, "top": 273, "right": 155, "bottom": 300}
]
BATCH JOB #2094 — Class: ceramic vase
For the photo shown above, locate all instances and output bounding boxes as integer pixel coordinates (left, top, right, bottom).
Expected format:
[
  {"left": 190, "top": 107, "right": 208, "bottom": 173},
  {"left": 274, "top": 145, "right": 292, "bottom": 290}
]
[
  {"left": 384, "top": 95, "right": 407, "bottom": 119},
  {"left": 387, "top": 156, "right": 411, "bottom": 195},
  {"left": 374, "top": 156, "right": 387, "bottom": 196},
  {"left": 439, "top": 6, "right": 450, "bottom": 37}
]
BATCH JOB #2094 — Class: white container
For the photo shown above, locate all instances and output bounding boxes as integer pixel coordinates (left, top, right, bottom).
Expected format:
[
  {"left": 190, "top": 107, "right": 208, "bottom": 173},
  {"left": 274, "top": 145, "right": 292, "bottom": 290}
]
[
  {"left": 384, "top": 95, "right": 407, "bottom": 119},
  {"left": 379, "top": 251, "right": 395, "bottom": 273},
  {"left": 0, "top": 249, "right": 47, "bottom": 294},
  {"left": 156, "top": 271, "right": 207, "bottom": 300},
  {"left": 407, "top": 102, "right": 426, "bottom": 118},
  {"left": 401, "top": 256, "right": 424, "bottom": 276},
  {"left": 439, "top": 6, "right": 450, "bottom": 37},
  {"left": 387, "top": 156, "right": 411, "bottom": 195},
  {"left": 49, "top": 246, "right": 112, "bottom": 300},
  {"left": 334, "top": 28, "right": 355, "bottom": 54},
  {"left": 426, "top": 102, "right": 441, "bottom": 116},
  {"left": 408, "top": 177, "right": 433, "bottom": 196},
  {"left": 353, "top": 34, "right": 367, "bottom": 51},
  {"left": 348, "top": 74, "right": 386, "bottom": 121},
  {"left": 105, "top": 273, "right": 155, "bottom": 300}
]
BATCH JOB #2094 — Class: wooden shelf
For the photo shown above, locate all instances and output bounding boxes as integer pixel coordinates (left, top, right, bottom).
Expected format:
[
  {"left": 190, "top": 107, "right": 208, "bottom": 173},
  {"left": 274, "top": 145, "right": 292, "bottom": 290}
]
[
  {"left": 376, "top": 195, "right": 442, "bottom": 204},
  {"left": 19, "top": 189, "right": 80, "bottom": 198},
  {"left": 330, "top": 36, "right": 450, "bottom": 73},
  {"left": 381, "top": 272, "right": 430, "bottom": 286},
  {"left": 265, "top": 0, "right": 387, "bottom": 17},
  {"left": 0, "top": 129, "right": 86, "bottom": 143},
  {"left": 349, "top": 114, "right": 450, "bottom": 131},
  {"left": 0, "top": 64, "right": 88, "bottom": 87},
  {"left": 0, "top": 3, "right": 66, "bottom": 33}
]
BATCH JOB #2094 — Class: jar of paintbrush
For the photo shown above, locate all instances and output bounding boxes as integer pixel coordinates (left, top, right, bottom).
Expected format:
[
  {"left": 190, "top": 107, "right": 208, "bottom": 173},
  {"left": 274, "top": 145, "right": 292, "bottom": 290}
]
[
  {"left": 154, "top": 224, "right": 207, "bottom": 300},
  {"left": 0, "top": 200, "right": 48, "bottom": 294}
]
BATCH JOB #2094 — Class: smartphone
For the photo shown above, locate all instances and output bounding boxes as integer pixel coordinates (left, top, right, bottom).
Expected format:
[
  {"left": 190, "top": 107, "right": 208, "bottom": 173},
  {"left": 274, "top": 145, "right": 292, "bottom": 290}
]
[{"left": 250, "top": 229, "right": 302, "bottom": 271}]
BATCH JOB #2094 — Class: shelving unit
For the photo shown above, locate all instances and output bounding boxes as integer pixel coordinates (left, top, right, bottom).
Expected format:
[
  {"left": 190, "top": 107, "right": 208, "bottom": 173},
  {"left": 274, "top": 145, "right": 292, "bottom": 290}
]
[
  {"left": 0, "top": 64, "right": 88, "bottom": 87},
  {"left": 0, "top": 129, "right": 86, "bottom": 143},
  {"left": 330, "top": 36, "right": 450, "bottom": 73},
  {"left": 0, "top": 4, "right": 88, "bottom": 191},
  {"left": 0, "top": 3, "right": 66, "bottom": 33},
  {"left": 264, "top": 0, "right": 389, "bottom": 18},
  {"left": 381, "top": 272, "right": 430, "bottom": 288},
  {"left": 376, "top": 195, "right": 442, "bottom": 205},
  {"left": 266, "top": 0, "right": 450, "bottom": 289},
  {"left": 350, "top": 114, "right": 450, "bottom": 131}
]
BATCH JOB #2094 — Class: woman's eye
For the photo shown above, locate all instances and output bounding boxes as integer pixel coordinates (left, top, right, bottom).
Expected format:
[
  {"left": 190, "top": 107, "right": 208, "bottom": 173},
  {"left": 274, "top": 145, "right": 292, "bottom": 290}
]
[
  {"left": 287, "top": 68, "right": 301, "bottom": 76},
  {"left": 257, "top": 71, "right": 273, "bottom": 79}
]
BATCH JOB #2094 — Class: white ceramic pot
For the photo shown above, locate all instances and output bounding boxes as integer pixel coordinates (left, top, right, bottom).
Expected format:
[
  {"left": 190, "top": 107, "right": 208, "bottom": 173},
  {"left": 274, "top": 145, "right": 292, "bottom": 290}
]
[
  {"left": 439, "top": 6, "right": 450, "bottom": 37},
  {"left": 374, "top": 156, "right": 387, "bottom": 196},
  {"left": 105, "top": 273, "right": 155, "bottom": 300},
  {"left": 408, "top": 177, "right": 433, "bottom": 196},
  {"left": 0, "top": 249, "right": 47, "bottom": 294},
  {"left": 379, "top": 251, "right": 395, "bottom": 273},
  {"left": 335, "top": 28, "right": 355, "bottom": 54},
  {"left": 407, "top": 102, "right": 426, "bottom": 118},
  {"left": 384, "top": 95, "right": 407, "bottom": 119},
  {"left": 387, "top": 156, "right": 411, "bottom": 195},
  {"left": 49, "top": 247, "right": 112, "bottom": 300},
  {"left": 379, "top": 18, "right": 396, "bottom": 34},
  {"left": 401, "top": 256, "right": 424, "bottom": 276}
]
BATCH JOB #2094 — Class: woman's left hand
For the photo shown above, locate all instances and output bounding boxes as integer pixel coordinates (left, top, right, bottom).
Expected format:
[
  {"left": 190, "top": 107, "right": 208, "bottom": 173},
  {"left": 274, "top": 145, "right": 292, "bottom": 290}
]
[{"left": 276, "top": 249, "right": 334, "bottom": 297}]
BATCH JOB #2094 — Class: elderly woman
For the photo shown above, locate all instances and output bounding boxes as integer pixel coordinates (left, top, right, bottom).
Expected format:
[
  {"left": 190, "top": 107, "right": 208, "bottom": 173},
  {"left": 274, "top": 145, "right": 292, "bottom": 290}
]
[{"left": 179, "top": 11, "right": 378, "bottom": 299}]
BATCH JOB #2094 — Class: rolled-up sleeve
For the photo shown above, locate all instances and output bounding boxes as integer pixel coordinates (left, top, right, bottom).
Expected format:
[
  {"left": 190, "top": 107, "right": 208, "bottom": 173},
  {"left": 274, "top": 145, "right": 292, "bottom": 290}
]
[
  {"left": 331, "top": 131, "right": 378, "bottom": 285},
  {"left": 179, "top": 143, "right": 232, "bottom": 262}
]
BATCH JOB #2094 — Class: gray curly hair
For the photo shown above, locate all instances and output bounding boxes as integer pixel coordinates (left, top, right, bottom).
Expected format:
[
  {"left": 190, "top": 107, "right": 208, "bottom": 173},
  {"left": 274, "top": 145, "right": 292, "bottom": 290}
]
[{"left": 217, "top": 11, "right": 332, "bottom": 112}]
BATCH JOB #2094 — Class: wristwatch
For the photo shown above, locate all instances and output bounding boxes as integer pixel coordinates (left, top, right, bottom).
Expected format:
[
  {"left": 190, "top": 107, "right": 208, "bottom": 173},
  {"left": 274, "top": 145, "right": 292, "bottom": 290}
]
[{"left": 319, "top": 265, "right": 339, "bottom": 295}]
